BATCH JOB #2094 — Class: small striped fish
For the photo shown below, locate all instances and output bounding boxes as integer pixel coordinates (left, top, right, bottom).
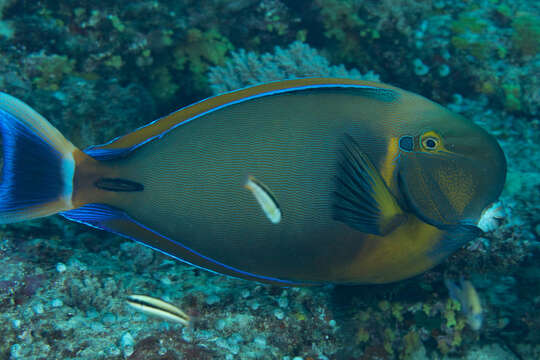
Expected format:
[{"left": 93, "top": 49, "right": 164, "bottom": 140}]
[{"left": 126, "top": 294, "right": 190, "bottom": 325}]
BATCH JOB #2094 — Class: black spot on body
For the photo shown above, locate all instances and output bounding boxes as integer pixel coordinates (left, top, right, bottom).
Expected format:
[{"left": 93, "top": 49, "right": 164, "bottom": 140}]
[
  {"left": 399, "top": 136, "right": 414, "bottom": 151},
  {"left": 95, "top": 178, "right": 144, "bottom": 192}
]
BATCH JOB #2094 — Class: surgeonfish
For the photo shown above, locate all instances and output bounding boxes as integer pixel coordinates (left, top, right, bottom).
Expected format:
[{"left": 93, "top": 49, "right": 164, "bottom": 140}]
[
  {"left": 0, "top": 78, "right": 506, "bottom": 286},
  {"left": 445, "top": 278, "right": 483, "bottom": 331},
  {"left": 126, "top": 294, "right": 190, "bottom": 325}
]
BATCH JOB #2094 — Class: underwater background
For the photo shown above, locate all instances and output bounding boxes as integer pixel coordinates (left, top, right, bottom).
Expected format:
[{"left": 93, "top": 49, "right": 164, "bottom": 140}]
[{"left": 0, "top": 0, "right": 539, "bottom": 359}]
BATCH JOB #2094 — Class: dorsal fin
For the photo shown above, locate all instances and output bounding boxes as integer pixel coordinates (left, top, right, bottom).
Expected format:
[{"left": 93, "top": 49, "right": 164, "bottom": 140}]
[{"left": 85, "top": 78, "right": 400, "bottom": 160}]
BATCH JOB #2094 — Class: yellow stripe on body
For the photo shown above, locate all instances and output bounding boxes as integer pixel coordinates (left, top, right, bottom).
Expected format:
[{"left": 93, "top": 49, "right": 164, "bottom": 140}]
[
  {"left": 373, "top": 136, "right": 404, "bottom": 233},
  {"left": 379, "top": 136, "right": 399, "bottom": 192}
]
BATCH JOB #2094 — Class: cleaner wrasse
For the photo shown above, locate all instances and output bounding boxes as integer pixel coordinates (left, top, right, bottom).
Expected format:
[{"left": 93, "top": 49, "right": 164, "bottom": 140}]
[{"left": 0, "top": 78, "right": 506, "bottom": 286}]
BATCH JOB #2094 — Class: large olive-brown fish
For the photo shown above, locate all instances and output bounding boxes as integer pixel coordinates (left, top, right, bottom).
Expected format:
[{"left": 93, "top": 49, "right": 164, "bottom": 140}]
[{"left": 0, "top": 78, "right": 506, "bottom": 285}]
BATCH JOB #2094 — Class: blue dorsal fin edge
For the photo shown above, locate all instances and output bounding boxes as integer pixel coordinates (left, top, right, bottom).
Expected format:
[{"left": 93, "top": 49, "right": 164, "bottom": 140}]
[
  {"left": 83, "top": 147, "right": 132, "bottom": 161},
  {"left": 84, "top": 82, "right": 398, "bottom": 161},
  {"left": 61, "top": 203, "right": 313, "bottom": 286}
]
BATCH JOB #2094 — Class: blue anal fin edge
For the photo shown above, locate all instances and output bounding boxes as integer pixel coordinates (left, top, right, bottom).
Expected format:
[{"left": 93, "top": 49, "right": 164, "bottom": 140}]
[
  {"left": 61, "top": 203, "right": 313, "bottom": 286},
  {"left": 60, "top": 203, "right": 126, "bottom": 229}
]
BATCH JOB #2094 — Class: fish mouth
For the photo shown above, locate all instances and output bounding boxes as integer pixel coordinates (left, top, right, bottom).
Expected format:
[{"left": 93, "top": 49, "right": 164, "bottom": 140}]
[{"left": 477, "top": 201, "right": 505, "bottom": 232}]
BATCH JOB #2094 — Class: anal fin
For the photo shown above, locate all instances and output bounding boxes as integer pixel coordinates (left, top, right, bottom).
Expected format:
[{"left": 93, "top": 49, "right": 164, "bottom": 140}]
[
  {"left": 333, "top": 134, "right": 406, "bottom": 236},
  {"left": 61, "top": 204, "right": 313, "bottom": 286}
]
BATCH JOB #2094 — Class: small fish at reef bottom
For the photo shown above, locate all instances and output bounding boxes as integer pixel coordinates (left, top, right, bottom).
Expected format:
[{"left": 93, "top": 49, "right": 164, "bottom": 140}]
[
  {"left": 444, "top": 278, "right": 483, "bottom": 331},
  {"left": 126, "top": 294, "right": 190, "bottom": 326},
  {"left": 244, "top": 175, "right": 282, "bottom": 224}
]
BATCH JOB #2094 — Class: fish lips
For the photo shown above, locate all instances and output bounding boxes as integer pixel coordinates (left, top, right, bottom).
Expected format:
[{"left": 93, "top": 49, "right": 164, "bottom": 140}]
[{"left": 397, "top": 150, "right": 504, "bottom": 231}]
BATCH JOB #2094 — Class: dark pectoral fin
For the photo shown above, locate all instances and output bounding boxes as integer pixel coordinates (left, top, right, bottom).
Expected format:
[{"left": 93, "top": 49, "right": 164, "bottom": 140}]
[{"left": 333, "top": 134, "right": 406, "bottom": 236}]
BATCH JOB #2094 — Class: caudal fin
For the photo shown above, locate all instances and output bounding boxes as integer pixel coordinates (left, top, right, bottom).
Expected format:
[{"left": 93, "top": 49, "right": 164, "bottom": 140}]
[{"left": 0, "top": 92, "right": 77, "bottom": 223}]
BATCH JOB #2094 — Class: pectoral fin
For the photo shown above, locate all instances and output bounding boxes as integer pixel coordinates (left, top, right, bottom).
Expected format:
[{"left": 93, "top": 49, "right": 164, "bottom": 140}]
[{"left": 333, "top": 134, "right": 406, "bottom": 236}]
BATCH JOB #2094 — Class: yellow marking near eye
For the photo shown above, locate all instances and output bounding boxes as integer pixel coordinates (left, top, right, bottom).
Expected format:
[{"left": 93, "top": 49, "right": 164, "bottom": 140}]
[
  {"left": 380, "top": 136, "right": 399, "bottom": 188},
  {"left": 420, "top": 130, "right": 456, "bottom": 155},
  {"left": 244, "top": 175, "right": 281, "bottom": 224}
]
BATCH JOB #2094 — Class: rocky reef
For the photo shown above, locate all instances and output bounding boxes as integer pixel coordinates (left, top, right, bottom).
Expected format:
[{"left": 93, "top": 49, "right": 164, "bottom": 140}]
[{"left": 0, "top": 0, "right": 539, "bottom": 359}]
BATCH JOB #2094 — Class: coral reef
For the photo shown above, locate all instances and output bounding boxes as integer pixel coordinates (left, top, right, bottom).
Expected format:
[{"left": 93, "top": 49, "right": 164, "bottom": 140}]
[
  {"left": 0, "top": 0, "right": 538, "bottom": 359},
  {"left": 208, "top": 41, "right": 379, "bottom": 94}
]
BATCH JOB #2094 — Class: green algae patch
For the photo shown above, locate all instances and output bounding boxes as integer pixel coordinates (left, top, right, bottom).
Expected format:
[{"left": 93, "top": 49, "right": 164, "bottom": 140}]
[
  {"left": 26, "top": 53, "right": 75, "bottom": 91},
  {"left": 502, "top": 82, "right": 522, "bottom": 111},
  {"left": 174, "top": 29, "right": 233, "bottom": 76},
  {"left": 150, "top": 67, "right": 179, "bottom": 101},
  {"left": 451, "top": 13, "right": 491, "bottom": 60},
  {"left": 512, "top": 12, "right": 540, "bottom": 56},
  {"left": 173, "top": 28, "right": 233, "bottom": 92}
]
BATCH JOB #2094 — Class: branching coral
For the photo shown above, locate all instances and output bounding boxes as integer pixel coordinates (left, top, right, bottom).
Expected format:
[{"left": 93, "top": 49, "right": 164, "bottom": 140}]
[{"left": 208, "top": 41, "right": 379, "bottom": 94}]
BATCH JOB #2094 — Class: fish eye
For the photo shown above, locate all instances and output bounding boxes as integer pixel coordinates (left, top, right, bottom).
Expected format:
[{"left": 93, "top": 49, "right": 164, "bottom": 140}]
[
  {"left": 423, "top": 137, "right": 438, "bottom": 149},
  {"left": 421, "top": 131, "right": 441, "bottom": 151}
]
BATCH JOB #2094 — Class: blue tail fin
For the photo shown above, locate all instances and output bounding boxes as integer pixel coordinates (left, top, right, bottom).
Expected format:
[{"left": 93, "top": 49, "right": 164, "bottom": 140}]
[{"left": 0, "top": 93, "right": 77, "bottom": 223}]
